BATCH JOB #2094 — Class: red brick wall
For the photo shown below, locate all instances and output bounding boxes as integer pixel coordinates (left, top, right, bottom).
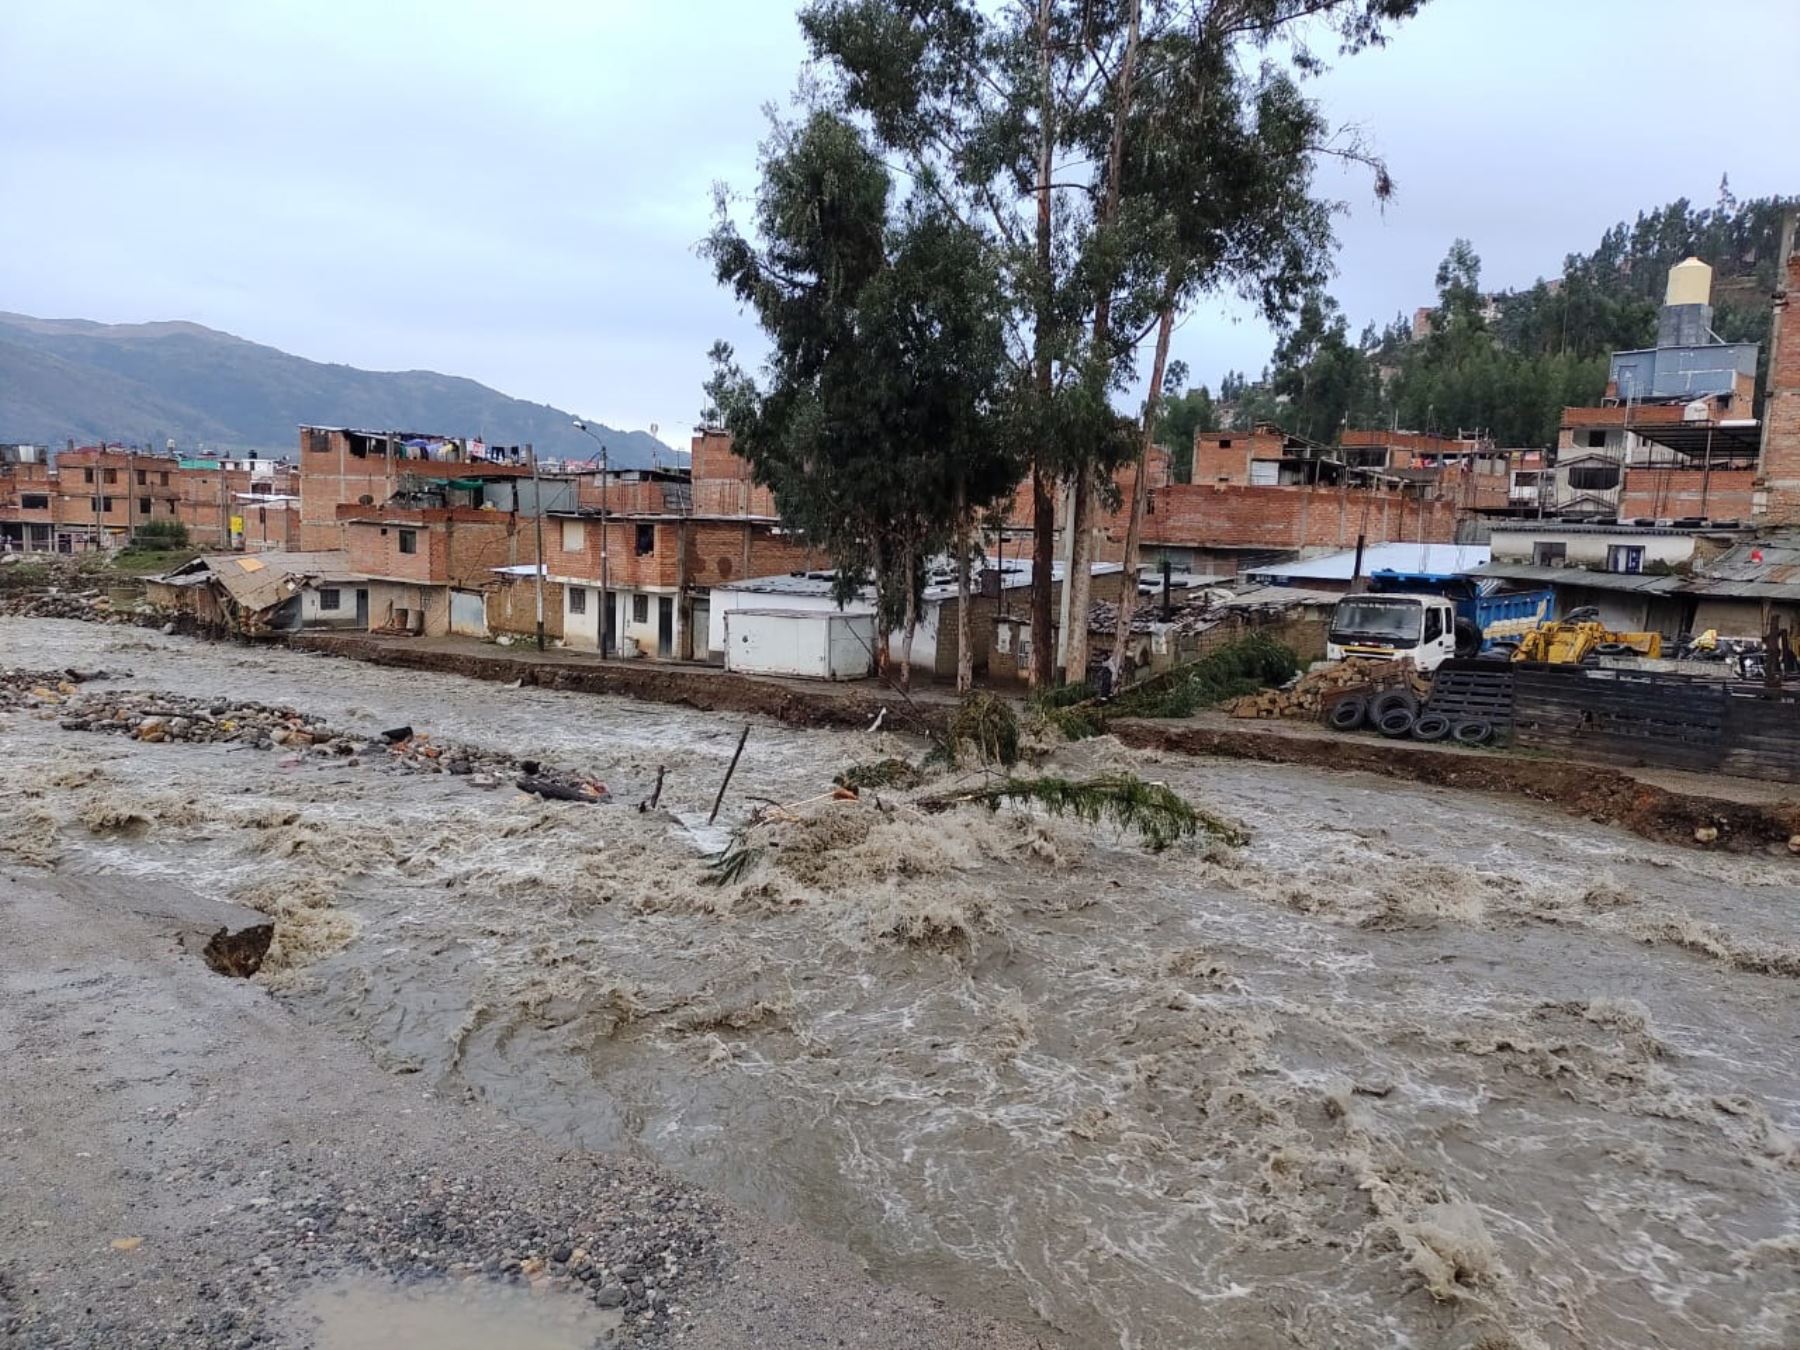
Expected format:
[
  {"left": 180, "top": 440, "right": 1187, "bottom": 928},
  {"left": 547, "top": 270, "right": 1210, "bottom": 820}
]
[
  {"left": 1761, "top": 252, "right": 1800, "bottom": 521},
  {"left": 296, "top": 429, "right": 524, "bottom": 551},
  {"left": 1191, "top": 432, "right": 1264, "bottom": 484},
  {"left": 343, "top": 511, "right": 528, "bottom": 586},
  {"left": 1621, "top": 467, "right": 1756, "bottom": 520},
  {"left": 548, "top": 517, "right": 823, "bottom": 590},
  {"left": 689, "top": 430, "right": 779, "bottom": 517},
  {"left": 1136, "top": 483, "right": 1463, "bottom": 551}
]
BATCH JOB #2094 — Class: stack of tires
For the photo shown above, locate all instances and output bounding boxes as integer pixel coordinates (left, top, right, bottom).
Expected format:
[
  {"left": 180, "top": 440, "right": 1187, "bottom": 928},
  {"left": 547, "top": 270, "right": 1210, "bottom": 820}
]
[{"left": 1326, "top": 687, "right": 1493, "bottom": 746}]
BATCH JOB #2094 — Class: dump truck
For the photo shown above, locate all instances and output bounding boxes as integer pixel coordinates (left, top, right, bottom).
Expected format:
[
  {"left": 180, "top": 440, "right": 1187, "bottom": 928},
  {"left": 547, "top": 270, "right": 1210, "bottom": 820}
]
[
  {"left": 1366, "top": 570, "right": 1554, "bottom": 649},
  {"left": 1326, "top": 573, "right": 1555, "bottom": 673},
  {"left": 1325, "top": 592, "right": 1462, "bottom": 672}
]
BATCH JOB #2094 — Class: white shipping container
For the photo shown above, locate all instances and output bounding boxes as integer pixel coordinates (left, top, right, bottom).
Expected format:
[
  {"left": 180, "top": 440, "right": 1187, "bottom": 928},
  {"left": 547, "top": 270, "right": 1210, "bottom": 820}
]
[{"left": 724, "top": 608, "right": 876, "bottom": 680}]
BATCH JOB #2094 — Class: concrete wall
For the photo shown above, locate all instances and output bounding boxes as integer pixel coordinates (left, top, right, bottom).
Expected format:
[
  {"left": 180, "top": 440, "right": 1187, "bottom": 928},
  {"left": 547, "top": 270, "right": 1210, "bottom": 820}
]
[{"left": 1489, "top": 529, "right": 1698, "bottom": 568}]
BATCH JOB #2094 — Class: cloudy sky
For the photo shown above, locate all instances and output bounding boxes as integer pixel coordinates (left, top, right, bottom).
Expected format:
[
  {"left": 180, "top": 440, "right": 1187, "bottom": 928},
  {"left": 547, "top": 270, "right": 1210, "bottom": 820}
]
[{"left": 3, "top": 0, "right": 1795, "bottom": 447}]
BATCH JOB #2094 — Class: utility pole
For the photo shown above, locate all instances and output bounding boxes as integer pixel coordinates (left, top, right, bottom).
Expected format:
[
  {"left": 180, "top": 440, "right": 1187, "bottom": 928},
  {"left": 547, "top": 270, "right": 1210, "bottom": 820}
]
[
  {"left": 599, "top": 443, "right": 610, "bottom": 657},
  {"left": 529, "top": 442, "right": 546, "bottom": 651},
  {"left": 573, "top": 419, "right": 612, "bottom": 656}
]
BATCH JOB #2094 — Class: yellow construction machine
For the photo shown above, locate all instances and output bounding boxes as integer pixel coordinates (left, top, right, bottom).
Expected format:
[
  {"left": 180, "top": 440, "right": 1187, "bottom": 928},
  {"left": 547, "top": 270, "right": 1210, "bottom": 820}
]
[{"left": 1510, "top": 614, "right": 1661, "bottom": 664}]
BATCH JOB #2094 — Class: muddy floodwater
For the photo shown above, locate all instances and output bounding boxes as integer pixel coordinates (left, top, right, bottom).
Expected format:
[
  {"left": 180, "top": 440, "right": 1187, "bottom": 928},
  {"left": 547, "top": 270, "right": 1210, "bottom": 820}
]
[{"left": 4, "top": 617, "right": 1797, "bottom": 1349}]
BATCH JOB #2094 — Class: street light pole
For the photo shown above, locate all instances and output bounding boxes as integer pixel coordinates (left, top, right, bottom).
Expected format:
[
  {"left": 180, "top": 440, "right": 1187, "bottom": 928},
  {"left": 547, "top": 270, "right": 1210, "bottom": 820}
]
[{"left": 573, "top": 421, "right": 611, "bottom": 656}]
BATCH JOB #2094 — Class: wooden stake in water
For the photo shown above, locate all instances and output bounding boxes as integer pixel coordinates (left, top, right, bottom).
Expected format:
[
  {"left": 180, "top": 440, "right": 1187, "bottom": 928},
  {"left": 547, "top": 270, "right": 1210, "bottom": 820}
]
[{"left": 708, "top": 726, "right": 750, "bottom": 826}]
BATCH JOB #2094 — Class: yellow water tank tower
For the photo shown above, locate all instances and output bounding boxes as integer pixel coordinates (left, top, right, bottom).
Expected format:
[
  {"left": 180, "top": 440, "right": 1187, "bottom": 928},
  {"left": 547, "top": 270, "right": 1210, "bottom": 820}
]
[{"left": 1665, "top": 256, "right": 1712, "bottom": 306}]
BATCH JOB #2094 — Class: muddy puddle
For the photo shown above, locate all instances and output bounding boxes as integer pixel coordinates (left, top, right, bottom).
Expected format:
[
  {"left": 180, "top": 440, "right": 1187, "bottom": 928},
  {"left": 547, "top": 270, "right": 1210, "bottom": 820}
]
[
  {"left": 4, "top": 617, "right": 1798, "bottom": 1349},
  {"left": 287, "top": 1274, "right": 621, "bottom": 1349}
]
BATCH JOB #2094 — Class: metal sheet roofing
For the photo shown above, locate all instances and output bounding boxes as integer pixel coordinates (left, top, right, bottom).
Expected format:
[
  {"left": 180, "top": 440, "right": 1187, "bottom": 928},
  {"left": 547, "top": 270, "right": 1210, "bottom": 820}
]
[
  {"left": 163, "top": 551, "right": 364, "bottom": 613},
  {"left": 1246, "top": 542, "right": 1490, "bottom": 582},
  {"left": 1469, "top": 563, "right": 1682, "bottom": 594}
]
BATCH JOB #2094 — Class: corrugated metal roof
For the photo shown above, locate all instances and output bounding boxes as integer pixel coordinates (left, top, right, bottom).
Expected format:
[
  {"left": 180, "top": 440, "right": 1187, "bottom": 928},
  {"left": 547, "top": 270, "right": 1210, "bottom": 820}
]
[
  {"left": 1488, "top": 521, "right": 1744, "bottom": 537},
  {"left": 1247, "top": 542, "right": 1490, "bottom": 582},
  {"left": 166, "top": 551, "right": 364, "bottom": 613},
  {"left": 1701, "top": 542, "right": 1800, "bottom": 583},
  {"left": 1469, "top": 563, "right": 1682, "bottom": 594},
  {"left": 1680, "top": 578, "right": 1800, "bottom": 602}
]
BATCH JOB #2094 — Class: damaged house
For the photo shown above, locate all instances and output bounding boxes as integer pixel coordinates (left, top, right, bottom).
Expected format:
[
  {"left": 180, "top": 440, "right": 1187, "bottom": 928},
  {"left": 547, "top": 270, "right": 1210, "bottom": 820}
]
[{"left": 147, "top": 552, "right": 368, "bottom": 636}]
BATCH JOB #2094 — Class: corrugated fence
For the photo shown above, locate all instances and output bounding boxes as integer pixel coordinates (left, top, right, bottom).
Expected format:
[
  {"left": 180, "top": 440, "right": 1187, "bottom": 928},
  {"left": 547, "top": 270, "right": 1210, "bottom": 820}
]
[{"left": 1511, "top": 665, "right": 1800, "bottom": 782}]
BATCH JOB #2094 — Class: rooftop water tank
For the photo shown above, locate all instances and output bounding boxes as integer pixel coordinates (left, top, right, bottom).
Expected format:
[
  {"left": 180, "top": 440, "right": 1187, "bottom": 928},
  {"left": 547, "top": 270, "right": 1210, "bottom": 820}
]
[{"left": 1665, "top": 256, "right": 1712, "bottom": 306}]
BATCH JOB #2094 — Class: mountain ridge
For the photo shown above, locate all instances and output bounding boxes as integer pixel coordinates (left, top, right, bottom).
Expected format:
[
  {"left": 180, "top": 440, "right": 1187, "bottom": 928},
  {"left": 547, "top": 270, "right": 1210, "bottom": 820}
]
[{"left": 0, "top": 312, "right": 677, "bottom": 468}]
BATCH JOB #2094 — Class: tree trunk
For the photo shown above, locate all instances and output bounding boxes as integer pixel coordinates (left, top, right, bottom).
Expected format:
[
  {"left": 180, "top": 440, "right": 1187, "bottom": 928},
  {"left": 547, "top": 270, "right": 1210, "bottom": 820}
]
[
  {"left": 1112, "top": 301, "right": 1175, "bottom": 676},
  {"left": 871, "top": 549, "right": 892, "bottom": 676},
  {"left": 1065, "top": 0, "right": 1138, "bottom": 688},
  {"left": 1062, "top": 464, "right": 1097, "bottom": 682},
  {"left": 899, "top": 538, "right": 918, "bottom": 691},
  {"left": 955, "top": 478, "right": 973, "bottom": 692},
  {"left": 1028, "top": 0, "right": 1056, "bottom": 691}
]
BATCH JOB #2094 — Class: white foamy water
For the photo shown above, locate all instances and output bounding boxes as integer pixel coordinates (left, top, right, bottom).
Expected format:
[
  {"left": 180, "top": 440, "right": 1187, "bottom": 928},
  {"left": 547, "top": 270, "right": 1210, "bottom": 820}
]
[{"left": 4, "top": 618, "right": 1798, "bottom": 1349}]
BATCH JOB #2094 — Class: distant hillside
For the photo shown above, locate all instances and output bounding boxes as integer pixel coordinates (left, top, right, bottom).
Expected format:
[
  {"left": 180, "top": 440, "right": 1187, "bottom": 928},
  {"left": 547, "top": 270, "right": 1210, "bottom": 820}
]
[{"left": 0, "top": 313, "right": 676, "bottom": 468}]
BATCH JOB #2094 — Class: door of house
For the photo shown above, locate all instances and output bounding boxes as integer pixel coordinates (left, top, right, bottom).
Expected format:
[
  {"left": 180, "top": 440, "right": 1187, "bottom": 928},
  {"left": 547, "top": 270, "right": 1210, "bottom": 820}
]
[
  {"left": 354, "top": 588, "right": 369, "bottom": 628},
  {"left": 690, "top": 599, "right": 711, "bottom": 660},
  {"left": 450, "top": 588, "right": 488, "bottom": 637},
  {"left": 657, "top": 596, "right": 674, "bottom": 658}
]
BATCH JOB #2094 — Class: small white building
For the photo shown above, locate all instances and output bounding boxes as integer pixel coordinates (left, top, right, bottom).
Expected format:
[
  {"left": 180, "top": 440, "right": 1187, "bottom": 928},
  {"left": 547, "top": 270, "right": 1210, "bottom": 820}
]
[
  {"left": 709, "top": 561, "right": 1126, "bottom": 680},
  {"left": 722, "top": 608, "right": 876, "bottom": 680}
]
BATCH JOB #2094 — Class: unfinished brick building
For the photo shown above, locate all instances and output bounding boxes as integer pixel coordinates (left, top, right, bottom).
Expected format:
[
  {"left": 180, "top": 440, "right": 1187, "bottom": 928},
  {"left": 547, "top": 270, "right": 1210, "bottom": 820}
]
[
  {"left": 0, "top": 445, "right": 298, "bottom": 553},
  {"left": 541, "top": 428, "right": 826, "bottom": 660}
]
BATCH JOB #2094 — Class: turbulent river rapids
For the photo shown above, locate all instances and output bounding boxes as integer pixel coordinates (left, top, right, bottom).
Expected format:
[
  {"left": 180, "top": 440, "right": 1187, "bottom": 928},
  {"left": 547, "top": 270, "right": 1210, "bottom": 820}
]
[{"left": 3, "top": 618, "right": 1797, "bottom": 1349}]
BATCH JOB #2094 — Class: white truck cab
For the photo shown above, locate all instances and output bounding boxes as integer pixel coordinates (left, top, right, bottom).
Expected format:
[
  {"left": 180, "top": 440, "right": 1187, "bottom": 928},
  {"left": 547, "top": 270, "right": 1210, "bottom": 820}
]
[{"left": 1326, "top": 592, "right": 1458, "bottom": 672}]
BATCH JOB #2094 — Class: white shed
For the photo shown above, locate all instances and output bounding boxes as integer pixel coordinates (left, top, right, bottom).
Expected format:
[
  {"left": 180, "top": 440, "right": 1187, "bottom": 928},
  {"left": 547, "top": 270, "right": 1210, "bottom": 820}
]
[{"left": 723, "top": 608, "right": 876, "bottom": 680}]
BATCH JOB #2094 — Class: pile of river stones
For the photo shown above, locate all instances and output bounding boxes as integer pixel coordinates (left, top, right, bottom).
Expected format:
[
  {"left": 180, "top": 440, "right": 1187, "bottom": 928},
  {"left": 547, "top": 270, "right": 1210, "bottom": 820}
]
[
  {"left": 2, "top": 669, "right": 611, "bottom": 802},
  {"left": 0, "top": 589, "right": 122, "bottom": 621}
]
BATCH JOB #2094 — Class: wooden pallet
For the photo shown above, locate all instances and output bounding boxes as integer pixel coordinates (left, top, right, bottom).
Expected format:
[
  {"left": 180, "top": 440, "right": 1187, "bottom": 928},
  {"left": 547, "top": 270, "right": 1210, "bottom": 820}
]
[{"left": 1424, "top": 659, "right": 1516, "bottom": 735}]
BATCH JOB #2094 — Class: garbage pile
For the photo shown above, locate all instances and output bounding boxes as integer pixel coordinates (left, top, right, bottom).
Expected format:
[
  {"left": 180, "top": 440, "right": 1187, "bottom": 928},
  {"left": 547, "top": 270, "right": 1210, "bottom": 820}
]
[
  {"left": 1226, "top": 657, "right": 1427, "bottom": 720},
  {"left": 10, "top": 683, "right": 611, "bottom": 802}
]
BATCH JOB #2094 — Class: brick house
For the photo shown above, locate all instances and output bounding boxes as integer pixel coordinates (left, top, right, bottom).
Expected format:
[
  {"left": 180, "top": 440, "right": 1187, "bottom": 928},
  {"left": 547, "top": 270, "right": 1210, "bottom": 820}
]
[
  {"left": 542, "top": 433, "right": 826, "bottom": 660},
  {"left": 0, "top": 444, "right": 299, "bottom": 553}
]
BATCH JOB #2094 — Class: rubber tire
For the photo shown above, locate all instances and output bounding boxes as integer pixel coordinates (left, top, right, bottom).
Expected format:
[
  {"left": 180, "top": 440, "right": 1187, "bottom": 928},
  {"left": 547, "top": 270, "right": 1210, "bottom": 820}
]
[
  {"left": 1593, "top": 642, "right": 1631, "bottom": 656},
  {"left": 1451, "top": 719, "right": 1494, "bottom": 747},
  {"left": 1368, "top": 688, "right": 1419, "bottom": 725},
  {"left": 1453, "top": 617, "right": 1482, "bottom": 659},
  {"left": 1412, "top": 713, "right": 1452, "bottom": 742},
  {"left": 1377, "top": 708, "right": 1416, "bottom": 738},
  {"left": 1328, "top": 696, "right": 1368, "bottom": 731}
]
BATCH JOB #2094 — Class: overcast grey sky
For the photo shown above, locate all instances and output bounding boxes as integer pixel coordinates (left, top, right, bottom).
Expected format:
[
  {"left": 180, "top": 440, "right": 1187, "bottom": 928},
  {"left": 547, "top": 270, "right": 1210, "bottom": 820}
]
[{"left": 3, "top": 1, "right": 1795, "bottom": 447}]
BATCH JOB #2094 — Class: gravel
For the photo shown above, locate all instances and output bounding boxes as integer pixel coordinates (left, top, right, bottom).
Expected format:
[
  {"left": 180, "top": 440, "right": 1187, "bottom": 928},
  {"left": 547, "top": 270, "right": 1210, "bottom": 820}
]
[{"left": 0, "top": 670, "right": 613, "bottom": 803}]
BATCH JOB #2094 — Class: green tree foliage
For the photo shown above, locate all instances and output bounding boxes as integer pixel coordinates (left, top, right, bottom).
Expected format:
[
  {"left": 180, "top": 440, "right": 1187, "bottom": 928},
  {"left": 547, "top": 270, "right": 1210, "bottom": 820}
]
[
  {"left": 1244, "top": 193, "right": 1796, "bottom": 448},
  {"left": 798, "top": 0, "right": 1425, "bottom": 686},
  {"left": 703, "top": 111, "right": 1014, "bottom": 688},
  {"left": 1267, "top": 293, "right": 1381, "bottom": 443}
]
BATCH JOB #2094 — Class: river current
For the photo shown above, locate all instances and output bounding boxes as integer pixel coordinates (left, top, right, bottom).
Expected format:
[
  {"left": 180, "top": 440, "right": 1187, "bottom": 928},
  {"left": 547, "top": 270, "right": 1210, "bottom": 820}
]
[{"left": 3, "top": 618, "right": 1796, "bottom": 1349}]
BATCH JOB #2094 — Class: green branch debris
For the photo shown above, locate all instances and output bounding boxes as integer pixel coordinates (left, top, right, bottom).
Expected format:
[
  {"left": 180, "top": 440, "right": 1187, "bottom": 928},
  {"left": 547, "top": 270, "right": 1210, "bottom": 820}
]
[
  {"left": 1035, "top": 635, "right": 1300, "bottom": 739},
  {"left": 921, "top": 773, "right": 1247, "bottom": 853}
]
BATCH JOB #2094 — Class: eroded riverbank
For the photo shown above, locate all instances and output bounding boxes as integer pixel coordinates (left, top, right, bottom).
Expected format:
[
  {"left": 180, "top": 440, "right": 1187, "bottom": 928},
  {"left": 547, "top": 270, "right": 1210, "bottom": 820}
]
[{"left": 3, "top": 618, "right": 1797, "bottom": 1349}]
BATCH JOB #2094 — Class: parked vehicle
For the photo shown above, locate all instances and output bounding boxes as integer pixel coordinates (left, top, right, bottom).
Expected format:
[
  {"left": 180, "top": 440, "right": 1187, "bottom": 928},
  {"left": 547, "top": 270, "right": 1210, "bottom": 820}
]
[
  {"left": 1365, "top": 570, "right": 1554, "bottom": 655},
  {"left": 1509, "top": 611, "right": 1662, "bottom": 664},
  {"left": 1325, "top": 592, "right": 1461, "bottom": 672}
]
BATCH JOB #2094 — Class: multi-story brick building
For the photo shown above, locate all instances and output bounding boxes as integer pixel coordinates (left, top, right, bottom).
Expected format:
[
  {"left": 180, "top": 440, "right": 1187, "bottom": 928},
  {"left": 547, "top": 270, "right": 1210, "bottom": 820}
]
[
  {"left": 1756, "top": 219, "right": 1800, "bottom": 522},
  {"left": 1551, "top": 257, "right": 1763, "bottom": 524},
  {"left": 0, "top": 444, "right": 298, "bottom": 552},
  {"left": 542, "top": 429, "right": 826, "bottom": 660}
]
